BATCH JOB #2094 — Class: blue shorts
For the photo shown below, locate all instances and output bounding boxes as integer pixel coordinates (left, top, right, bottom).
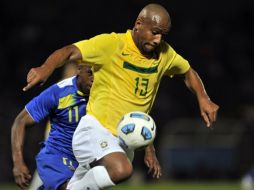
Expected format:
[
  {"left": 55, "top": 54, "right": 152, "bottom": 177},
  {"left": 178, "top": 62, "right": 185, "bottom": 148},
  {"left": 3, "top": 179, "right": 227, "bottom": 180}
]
[{"left": 36, "top": 144, "right": 78, "bottom": 190}]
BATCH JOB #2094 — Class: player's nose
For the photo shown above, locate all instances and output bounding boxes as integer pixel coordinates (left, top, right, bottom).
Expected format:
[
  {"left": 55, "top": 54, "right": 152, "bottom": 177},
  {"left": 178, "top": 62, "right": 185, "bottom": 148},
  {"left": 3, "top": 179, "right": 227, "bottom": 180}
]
[{"left": 153, "top": 34, "right": 162, "bottom": 45}]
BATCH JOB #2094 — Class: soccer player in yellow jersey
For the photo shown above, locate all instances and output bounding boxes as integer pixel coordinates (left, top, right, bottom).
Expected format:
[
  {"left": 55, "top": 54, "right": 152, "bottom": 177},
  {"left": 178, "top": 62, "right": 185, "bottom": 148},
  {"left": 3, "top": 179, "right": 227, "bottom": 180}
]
[{"left": 23, "top": 3, "right": 219, "bottom": 190}]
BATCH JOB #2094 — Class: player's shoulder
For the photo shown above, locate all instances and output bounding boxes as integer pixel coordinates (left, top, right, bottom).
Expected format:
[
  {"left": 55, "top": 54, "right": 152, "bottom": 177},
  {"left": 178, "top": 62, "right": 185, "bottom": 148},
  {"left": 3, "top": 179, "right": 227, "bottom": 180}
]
[
  {"left": 92, "top": 31, "right": 125, "bottom": 43},
  {"left": 88, "top": 32, "right": 125, "bottom": 54},
  {"left": 96, "top": 31, "right": 124, "bottom": 37},
  {"left": 56, "top": 76, "right": 76, "bottom": 88},
  {"left": 160, "top": 41, "right": 175, "bottom": 53},
  {"left": 49, "top": 76, "right": 77, "bottom": 98}
]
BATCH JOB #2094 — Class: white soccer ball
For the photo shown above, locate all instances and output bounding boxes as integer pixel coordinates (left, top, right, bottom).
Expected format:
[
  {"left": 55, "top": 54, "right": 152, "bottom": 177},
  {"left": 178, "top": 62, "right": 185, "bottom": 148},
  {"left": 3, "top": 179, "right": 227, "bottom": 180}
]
[{"left": 117, "top": 111, "right": 156, "bottom": 150}]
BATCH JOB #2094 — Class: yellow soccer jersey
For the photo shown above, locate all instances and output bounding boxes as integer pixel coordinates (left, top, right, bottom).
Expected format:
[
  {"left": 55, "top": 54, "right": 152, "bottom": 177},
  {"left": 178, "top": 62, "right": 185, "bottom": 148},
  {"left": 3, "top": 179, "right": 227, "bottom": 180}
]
[{"left": 74, "top": 30, "right": 190, "bottom": 135}]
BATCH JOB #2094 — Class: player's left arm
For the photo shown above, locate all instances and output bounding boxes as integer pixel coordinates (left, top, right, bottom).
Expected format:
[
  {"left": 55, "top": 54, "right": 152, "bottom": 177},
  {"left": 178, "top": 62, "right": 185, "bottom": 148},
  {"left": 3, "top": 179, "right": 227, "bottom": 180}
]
[
  {"left": 183, "top": 67, "right": 219, "bottom": 128},
  {"left": 144, "top": 144, "right": 162, "bottom": 179},
  {"left": 11, "top": 109, "right": 35, "bottom": 189}
]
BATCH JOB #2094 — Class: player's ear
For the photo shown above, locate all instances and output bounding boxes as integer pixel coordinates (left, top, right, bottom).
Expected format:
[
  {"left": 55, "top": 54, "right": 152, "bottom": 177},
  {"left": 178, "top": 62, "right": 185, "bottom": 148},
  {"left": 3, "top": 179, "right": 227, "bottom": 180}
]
[
  {"left": 76, "top": 65, "right": 82, "bottom": 75},
  {"left": 135, "top": 19, "right": 142, "bottom": 29}
]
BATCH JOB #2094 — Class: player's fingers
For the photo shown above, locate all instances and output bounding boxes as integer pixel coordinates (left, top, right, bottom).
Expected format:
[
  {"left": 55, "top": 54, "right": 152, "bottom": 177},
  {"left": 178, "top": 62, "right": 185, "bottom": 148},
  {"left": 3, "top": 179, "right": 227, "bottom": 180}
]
[
  {"left": 153, "top": 165, "right": 162, "bottom": 179},
  {"left": 23, "top": 83, "right": 32, "bottom": 91},
  {"left": 154, "top": 170, "right": 162, "bottom": 179},
  {"left": 214, "top": 110, "right": 218, "bottom": 121},
  {"left": 153, "top": 168, "right": 159, "bottom": 178},
  {"left": 145, "top": 160, "right": 151, "bottom": 174},
  {"left": 208, "top": 113, "right": 215, "bottom": 125},
  {"left": 26, "top": 69, "right": 38, "bottom": 82},
  {"left": 24, "top": 173, "right": 31, "bottom": 184},
  {"left": 20, "top": 174, "right": 27, "bottom": 184},
  {"left": 209, "top": 104, "right": 219, "bottom": 122},
  {"left": 147, "top": 165, "right": 153, "bottom": 174},
  {"left": 16, "top": 181, "right": 23, "bottom": 189},
  {"left": 147, "top": 160, "right": 155, "bottom": 175},
  {"left": 152, "top": 168, "right": 157, "bottom": 178},
  {"left": 26, "top": 173, "right": 32, "bottom": 180},
  {"left": 15, "top": 177, "right": 21, "bottom": 187},
  {"left": 20, "top": 183, "right": 26, "bottom": 189},
  {"left": 208, "top": 107, "right": 219, "bottom": 127},
  {"left": 201, "top": 112, "right": 211, "bottom": 128},
  {"left": 211, "top": 109, "right": 218, "bottom": 122},
  {"left": 22, "top": 178, "right": 30, "bottom": 188},
  {"left": 17, "top": 176, "right": 26, "bottom": 189},
  {"left": 23, "top": 78, "right": 40, "bottom": 91},
  {"left": 24, "top": 180, "right": 30, "bottom": 187},
  {"left": 39, "top": 81, "right": 45, "bottom": 86},
  {"left": 24, "top": 68, "right": 43, "bottom": 91},
  {"left": 145, "top": 160, "right": 150, "bottom": 168}
]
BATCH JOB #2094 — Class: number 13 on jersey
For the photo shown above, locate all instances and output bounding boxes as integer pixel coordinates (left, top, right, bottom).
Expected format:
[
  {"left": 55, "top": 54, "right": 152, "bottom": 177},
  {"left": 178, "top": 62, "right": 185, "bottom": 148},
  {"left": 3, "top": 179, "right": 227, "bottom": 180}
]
[{"left": 135, "top": 77, "right": 149, "bottom": 96}]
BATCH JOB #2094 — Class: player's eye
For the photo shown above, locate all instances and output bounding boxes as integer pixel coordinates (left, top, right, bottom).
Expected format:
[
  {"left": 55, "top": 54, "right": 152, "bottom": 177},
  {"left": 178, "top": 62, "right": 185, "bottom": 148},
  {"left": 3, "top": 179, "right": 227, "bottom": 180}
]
[
  {"left": 87, "top": 70, "right": 93, "bottom": 75},
  {"left": 85, "top": 67, "right": 93, "bottom": 75},
  {"left": 152, "top": 31, "right": 159, "bottom": 35}
]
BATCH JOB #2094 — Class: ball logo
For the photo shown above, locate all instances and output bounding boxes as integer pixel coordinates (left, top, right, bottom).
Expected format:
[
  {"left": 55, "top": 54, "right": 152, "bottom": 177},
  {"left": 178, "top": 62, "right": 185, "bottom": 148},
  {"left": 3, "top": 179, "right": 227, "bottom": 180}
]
[
  {"left": 119, "top": 136, "right": 128, "bottom": 149},
  {"left": 130, "top": 113, "right": 150, "bottom": 121},
  {"left": 121, "top": 123, "right": 135, "bottom": 134},
  {"left": 141, "top": 127, "right": 152, "bottom": 140},
  {"left": 151, "top": 123, "right": 155, "bottom": 131}
]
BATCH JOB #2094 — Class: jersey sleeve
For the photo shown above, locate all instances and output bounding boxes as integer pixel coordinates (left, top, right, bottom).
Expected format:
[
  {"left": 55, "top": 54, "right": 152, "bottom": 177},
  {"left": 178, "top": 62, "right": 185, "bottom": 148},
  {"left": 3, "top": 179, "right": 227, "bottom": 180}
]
[
  {"left": 74, "top": 33, "right": 118, "bottom": 65},
  {"left": 165, "top": 53, "right": 190, "bottom": 77},
  {"left": 25, "top": 85, "right": 58, "bottom": 123}
]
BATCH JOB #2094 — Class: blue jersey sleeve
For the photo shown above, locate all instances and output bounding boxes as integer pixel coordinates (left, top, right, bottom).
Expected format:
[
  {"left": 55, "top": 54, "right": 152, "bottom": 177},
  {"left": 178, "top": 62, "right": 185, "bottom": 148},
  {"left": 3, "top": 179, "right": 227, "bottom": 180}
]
[{"left": 25, "top": 85, "right": 58, "bottom": 123}]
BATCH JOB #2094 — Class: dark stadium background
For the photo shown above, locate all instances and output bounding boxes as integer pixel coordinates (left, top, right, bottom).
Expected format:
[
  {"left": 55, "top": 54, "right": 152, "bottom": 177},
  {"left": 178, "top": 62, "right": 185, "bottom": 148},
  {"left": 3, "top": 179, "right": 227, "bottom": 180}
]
[{"left": 0, "top": 0, "right": 253, "bottom": 186}]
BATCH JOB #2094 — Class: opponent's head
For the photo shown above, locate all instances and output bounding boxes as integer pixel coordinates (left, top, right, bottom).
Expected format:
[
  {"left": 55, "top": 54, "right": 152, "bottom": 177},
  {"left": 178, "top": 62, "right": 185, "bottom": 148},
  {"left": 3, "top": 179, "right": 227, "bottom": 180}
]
[
  {"left": 132, "top": 4, "right": 171, "bottom": 57},
  {"left": 76, "top": 64, "right": 93, "bottom": 95}
]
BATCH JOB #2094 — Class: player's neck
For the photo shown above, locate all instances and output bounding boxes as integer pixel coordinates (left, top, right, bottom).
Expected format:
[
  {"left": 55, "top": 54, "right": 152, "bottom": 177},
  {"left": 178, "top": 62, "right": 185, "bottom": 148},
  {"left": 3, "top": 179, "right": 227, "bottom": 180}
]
[{"left": 131, "top": 30, "right": 158, "bottom": 59}]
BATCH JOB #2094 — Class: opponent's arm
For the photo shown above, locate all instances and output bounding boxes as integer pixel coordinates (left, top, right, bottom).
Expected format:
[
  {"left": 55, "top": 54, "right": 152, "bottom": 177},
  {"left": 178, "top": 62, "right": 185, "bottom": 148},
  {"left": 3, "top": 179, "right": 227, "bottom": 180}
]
[
  {"left": 23, "top": 45, "right": 82, "bottom": 91},
  {"left": 183, "top": 68, "right": 219, "bottom": 128},
  {"left": 144, "top": 144, "right": 162, "bottom": 179},
  {"left": 11, "top": 109, "right": 36, "bottom": 189}
]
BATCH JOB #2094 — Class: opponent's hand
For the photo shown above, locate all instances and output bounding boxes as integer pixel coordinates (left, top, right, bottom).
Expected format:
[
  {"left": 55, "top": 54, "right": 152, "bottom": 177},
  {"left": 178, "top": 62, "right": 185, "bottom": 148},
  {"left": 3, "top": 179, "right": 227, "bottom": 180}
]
[
  {"left": 144, "top": 146, "right": 162, "bottom": 179},
  {"left": 13, "top": 163, "right": 31, "bottom": 189},
  {"left": 23, "top": 66, "right": 51, "bottom": 91},
  {"left": 199, "top": 97, "right": 219, "bottom": 128}
]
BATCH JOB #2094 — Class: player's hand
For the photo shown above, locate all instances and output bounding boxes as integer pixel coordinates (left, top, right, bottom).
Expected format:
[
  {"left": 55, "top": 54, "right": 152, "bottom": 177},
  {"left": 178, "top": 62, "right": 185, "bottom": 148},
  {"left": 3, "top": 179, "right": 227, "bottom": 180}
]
[
  {"left": 23, "top": 66, "right": 52, "bottom": 91},
  {"left": 199, "top": 97, "right": 219, "bottom": 128},
  {"left": 144, "top": 145, "right": 162, "bottom": 179},
  {"left": 13, "top": 163, "right": 31, "bottom": 189}
]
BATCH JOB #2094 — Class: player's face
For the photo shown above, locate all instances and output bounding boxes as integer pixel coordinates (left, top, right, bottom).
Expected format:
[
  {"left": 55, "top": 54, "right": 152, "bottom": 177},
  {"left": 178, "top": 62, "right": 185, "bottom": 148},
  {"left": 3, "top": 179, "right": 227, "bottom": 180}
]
[
  {"left": 135, "top": 16, "right": 170, "bottom": 55},
  {"left": 77, "top": 65, "right": 93, "bottom": 94}
]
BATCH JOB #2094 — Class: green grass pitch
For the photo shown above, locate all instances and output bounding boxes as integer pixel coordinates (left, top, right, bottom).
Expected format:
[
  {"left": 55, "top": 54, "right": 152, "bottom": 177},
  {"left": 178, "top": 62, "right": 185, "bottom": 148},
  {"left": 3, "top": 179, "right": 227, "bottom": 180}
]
[{"left": 0, "top": 181, "right": 241, "bottom": 190}]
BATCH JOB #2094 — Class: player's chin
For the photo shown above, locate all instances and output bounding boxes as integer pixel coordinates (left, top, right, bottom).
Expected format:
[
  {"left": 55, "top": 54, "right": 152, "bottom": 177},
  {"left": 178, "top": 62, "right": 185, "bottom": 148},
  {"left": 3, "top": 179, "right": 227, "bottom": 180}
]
[
  {"left": 87, "top": 86, "right": 91, "bottom": 92},
  {"left": 144, "top": 44, "right": 156, "bottom": 53},
  {"left": 88, "top": 83, "right": 93, "bottom": 89}
]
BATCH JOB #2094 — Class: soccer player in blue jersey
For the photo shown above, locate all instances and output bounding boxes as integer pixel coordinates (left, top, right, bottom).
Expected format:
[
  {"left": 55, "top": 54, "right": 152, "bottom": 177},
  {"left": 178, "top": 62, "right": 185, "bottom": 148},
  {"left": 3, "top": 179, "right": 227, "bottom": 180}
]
[
  {"left": 23, "top": 3, "right": 219, "bottom": 190},
  {"left": 27, "top": 62, "right": 81, "bottom": 190},
  {"left": 11, "top": 64, "right": 93, "bottom": 190}
]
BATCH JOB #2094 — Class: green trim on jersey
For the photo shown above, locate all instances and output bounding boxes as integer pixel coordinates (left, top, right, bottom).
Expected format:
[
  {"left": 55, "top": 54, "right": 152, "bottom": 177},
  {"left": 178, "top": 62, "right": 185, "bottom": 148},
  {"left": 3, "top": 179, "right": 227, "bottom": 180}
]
[{"left": 123, "top": 62, "right": 158, "bottom": 74}]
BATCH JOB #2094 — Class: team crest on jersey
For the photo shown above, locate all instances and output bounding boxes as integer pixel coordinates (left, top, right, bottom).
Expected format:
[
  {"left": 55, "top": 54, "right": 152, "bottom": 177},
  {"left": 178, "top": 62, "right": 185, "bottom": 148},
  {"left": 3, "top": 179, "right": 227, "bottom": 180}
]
[{"left": 100, "top": 141, "right": 108, "bottom": 149}]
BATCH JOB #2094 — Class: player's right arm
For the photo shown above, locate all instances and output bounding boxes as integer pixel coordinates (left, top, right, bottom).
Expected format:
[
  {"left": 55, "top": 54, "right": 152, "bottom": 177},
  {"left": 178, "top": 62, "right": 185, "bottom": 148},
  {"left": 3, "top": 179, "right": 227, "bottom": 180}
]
[
  {"left": 23, "top": 45, "right": 81, "bottom": 91},
  {"left": 11, "top": 109, "right": 36, "bottom": 189}
]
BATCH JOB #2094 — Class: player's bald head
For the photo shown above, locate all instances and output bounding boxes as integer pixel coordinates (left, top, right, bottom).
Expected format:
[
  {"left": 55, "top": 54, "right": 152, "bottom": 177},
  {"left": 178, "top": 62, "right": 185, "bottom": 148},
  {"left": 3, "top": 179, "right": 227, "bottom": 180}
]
[
  {"left": 136, "top": 4, "right": 171, "bottom": 30},
  {"left": 132, "top": 4, "right": 171, "bottom": 57}
]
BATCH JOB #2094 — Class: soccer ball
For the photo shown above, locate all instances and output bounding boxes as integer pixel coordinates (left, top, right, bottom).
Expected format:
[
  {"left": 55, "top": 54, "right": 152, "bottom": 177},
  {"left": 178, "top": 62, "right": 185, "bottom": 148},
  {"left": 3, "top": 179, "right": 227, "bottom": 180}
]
[{"left": 117, "top": 111, "right": 156, "bottom": 150}]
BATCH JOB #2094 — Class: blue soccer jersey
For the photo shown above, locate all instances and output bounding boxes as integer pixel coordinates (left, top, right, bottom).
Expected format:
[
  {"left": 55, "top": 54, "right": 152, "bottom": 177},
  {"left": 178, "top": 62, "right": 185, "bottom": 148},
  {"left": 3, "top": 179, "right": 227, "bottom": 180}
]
[{"left": 25, "top": 76, "right": 87, "bottom": 159}]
